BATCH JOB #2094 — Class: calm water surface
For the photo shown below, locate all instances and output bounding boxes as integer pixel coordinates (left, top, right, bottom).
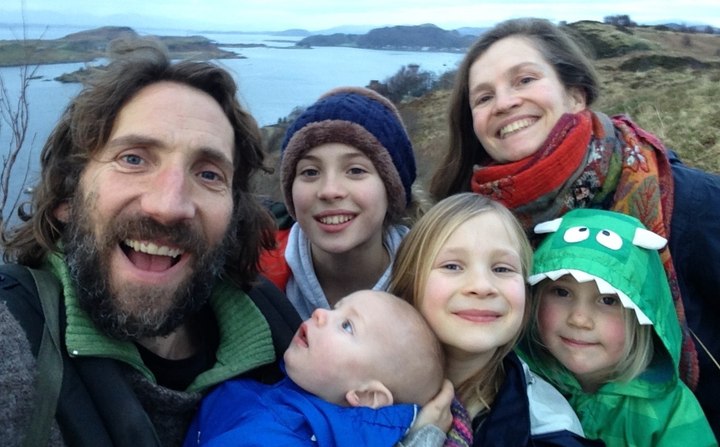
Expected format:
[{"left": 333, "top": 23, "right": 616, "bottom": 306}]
[{"left": 0, "top": 25, "right": 464, "bottom": 216}]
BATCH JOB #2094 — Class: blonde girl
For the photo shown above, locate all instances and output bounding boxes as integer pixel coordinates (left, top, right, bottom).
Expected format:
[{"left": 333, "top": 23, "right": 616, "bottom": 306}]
[{"left": 390, "top": 193, "right": 600, "bottom": 446}]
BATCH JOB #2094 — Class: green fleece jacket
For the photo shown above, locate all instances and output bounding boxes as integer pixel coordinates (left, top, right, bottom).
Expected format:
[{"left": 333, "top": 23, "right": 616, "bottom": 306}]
[
  {"left": 520, "top": 209, "right": 717, "bottom": 447},
  {"left": 47, "top": 251, "right": 276, "bottom": 392}
]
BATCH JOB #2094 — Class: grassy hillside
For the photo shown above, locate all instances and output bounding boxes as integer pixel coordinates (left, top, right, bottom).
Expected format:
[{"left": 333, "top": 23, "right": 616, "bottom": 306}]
[{"left": 254, "top": 21, "right": 720, "bottom": 200}]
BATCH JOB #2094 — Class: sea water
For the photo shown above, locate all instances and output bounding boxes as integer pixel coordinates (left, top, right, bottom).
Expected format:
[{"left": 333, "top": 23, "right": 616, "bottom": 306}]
[{"left": 0, "top": 27, "right": 464, "bottom": 218}]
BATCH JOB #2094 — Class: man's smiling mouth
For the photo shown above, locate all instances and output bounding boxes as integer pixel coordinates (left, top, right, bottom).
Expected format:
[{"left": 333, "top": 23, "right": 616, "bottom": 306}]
[{"left": 121, "top": 239, "right": 185, "bottom": 271}]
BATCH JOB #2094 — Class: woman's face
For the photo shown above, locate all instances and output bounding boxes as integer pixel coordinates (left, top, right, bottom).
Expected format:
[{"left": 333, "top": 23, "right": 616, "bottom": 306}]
[{"left": 467, "top": 36, "right": 586, "bottom": 164}]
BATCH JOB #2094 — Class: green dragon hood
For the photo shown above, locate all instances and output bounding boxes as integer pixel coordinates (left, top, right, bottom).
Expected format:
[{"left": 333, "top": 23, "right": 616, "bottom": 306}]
[{"left": 530, "top": 209, "right": 681, "bottom": 375}]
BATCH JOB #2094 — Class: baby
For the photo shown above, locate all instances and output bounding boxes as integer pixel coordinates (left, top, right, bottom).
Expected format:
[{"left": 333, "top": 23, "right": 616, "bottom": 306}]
[{"left": 184, "top": 290, "right": 445, "bottom": 447}]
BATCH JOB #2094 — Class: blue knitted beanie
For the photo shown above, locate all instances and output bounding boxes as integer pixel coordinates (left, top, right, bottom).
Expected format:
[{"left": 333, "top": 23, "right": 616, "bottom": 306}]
[{"left": 280, "top": 86, "right": 416, "bottom": 220}]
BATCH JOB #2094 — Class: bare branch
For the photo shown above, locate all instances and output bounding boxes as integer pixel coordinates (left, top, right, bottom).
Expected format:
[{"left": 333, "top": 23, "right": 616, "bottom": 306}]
[{"left": 0, "top": 0, "right": 40, "bottom": 225}]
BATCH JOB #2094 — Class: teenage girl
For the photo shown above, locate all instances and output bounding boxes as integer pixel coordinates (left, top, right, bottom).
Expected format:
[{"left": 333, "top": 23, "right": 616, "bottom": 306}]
[{"left": 260, "top": 86, "right": 423, "bottom": 319}]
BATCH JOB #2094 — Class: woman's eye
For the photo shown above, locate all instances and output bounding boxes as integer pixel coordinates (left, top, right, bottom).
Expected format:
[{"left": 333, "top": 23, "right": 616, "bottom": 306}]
[
  {"left": 519, "top": 76, "right": 535, "bottom": 85},
  {"left": 341, "top": 320, "right": 353, "bottom": 334},
  {"left": 475, "top": 95, "right": 492, "bottom": 106}
]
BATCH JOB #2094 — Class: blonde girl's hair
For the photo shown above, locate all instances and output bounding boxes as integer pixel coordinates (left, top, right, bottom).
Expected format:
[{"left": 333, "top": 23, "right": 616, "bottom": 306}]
[
  {"left": 389, "top": 193, "right": 533, "bottom": 409},
  {"left": 524, "top": 279, "right": 654, "bottom": 389}
]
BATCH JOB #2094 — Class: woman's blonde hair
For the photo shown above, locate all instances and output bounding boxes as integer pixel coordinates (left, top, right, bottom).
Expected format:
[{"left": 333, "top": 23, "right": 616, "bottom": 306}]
[
  {"left": 389, "top": 193, "right": 533, "bottom": 408},
  {"left": 524, "top": 278, "right": 655, "bottom": 389}
]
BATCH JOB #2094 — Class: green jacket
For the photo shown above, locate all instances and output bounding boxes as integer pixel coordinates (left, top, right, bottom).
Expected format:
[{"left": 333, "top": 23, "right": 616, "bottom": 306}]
[
  {"left": 520, "top": 209, "right": 717, "bottom": 447},
  {"left": 47, "top": 252, "right": 276, "bottom": 393}
]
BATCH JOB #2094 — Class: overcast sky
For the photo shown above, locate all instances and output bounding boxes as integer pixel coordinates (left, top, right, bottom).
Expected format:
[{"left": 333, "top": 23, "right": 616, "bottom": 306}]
[{"left": 2, "top": 0, "right": 719, "bottom": 32}]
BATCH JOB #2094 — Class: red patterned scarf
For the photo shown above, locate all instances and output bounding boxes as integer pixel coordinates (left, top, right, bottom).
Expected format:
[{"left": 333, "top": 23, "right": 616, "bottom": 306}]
[{"left": 471, "top": 109, "right": 699, "bottom": 388}]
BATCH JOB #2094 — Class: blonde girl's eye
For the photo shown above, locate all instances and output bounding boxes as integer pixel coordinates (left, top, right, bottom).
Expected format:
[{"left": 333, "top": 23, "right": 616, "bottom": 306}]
[
  {"left": 442, "top": 263, "right": 461, "bottom": 271},
  {"left": 341, "top": 319, "right": 354, "bottom": 334}
]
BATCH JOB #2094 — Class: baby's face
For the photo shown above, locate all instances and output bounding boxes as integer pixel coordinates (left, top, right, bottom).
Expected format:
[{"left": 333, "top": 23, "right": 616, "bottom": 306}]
[{"left": 284, "top": 290, "right": 395, "bottom": 405}]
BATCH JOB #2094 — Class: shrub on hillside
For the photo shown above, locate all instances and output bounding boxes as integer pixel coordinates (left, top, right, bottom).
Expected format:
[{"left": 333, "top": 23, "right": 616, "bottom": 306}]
[
  {"left": 603, "top": 15, "right": 637, "bottom": 27},
  {"left": 369, "top": 64, "right": 436, "bottom": 103}
]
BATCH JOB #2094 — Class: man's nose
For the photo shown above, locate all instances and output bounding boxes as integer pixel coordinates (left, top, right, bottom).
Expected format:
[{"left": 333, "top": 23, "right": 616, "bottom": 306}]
[{"left": 140, "top": 166, "right": 196, "bottom": 225}]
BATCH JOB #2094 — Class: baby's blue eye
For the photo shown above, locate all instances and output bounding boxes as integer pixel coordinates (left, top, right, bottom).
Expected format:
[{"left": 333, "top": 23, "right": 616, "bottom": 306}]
[{"left": 341, "top": 320, "right": 353, "bottom": 334}]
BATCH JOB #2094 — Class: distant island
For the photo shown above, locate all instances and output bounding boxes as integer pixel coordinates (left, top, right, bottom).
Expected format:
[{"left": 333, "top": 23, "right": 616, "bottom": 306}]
[
  {"left": 296, "top": 24, "right": 481, "bottom": 52},
  {"left": 0, "top": 26, "right": 238, "bottom": 68}
]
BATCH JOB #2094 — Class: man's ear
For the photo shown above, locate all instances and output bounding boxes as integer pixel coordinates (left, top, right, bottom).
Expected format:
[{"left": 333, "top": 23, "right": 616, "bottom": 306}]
[
  {"left": 567, "top": 86, "right": 587, "bottom": 113},
  {"left": 54, "top": 203, "right": 70, "bottom": 223},
  {"left": 345, "top": 380, "right": 394, "bottom": 409}
]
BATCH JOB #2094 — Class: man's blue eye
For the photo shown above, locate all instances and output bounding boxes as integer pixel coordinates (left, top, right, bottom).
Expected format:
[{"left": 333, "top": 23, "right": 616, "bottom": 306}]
[
  {"left": 124, "top": 155, "right": 142, "bottom": 165},
  {"left": 341, "top": 320, "right": 353, "bottom": 334},
  {"left": 200, "top": 171, "right": 219, "bottom": 181}
]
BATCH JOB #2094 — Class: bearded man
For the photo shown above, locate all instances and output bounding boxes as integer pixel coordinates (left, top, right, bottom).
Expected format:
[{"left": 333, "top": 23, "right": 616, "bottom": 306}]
[{"left": 0, "top": 41, "right": 300, "bottom": 447}]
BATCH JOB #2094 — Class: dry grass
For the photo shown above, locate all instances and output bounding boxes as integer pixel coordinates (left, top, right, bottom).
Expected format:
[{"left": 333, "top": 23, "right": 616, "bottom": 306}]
[{"left": 597, "top": 68, "right": 720, "bottom": 174}]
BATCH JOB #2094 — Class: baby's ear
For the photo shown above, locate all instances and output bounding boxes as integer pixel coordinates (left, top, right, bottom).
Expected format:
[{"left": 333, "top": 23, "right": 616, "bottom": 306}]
[{"left": 345, "top": 381, "right": 394, "bottom": 409}]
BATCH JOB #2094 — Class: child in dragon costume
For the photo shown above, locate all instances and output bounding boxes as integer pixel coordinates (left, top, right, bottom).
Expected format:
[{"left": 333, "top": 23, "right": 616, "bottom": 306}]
[{"left": 520, "top": 209, "right": 716, "bottom": 447}]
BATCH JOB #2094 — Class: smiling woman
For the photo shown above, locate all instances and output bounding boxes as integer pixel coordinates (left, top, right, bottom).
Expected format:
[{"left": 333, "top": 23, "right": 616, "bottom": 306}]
[{"left": 431, "top": 16, "right": 720, "bottom": 441}]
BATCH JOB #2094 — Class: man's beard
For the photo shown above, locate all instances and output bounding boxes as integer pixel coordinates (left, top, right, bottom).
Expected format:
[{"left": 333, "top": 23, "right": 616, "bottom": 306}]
[{"left": 63, "top": 193, "right": 237, "bottom": 341}]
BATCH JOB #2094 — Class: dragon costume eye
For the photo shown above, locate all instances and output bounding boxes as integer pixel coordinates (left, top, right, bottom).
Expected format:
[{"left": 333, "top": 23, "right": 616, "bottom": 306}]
[
  {"left": 596, "top": 229, "right": 623, "bottom": 250},
  {"left": 563, "top": 226, "right": 590, "bottom": 243}
]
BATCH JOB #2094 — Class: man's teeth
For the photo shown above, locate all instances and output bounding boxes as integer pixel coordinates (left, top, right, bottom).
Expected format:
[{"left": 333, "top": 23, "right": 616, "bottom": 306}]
[
  {"left": 318, "top": 215, "right": 353, "bottom": 225},
  {"left": 499, "top": 118, "right": 536, "bottom": 138},
  {"left": 123, "top": 240, "right": 184, "bottom": 257}
]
